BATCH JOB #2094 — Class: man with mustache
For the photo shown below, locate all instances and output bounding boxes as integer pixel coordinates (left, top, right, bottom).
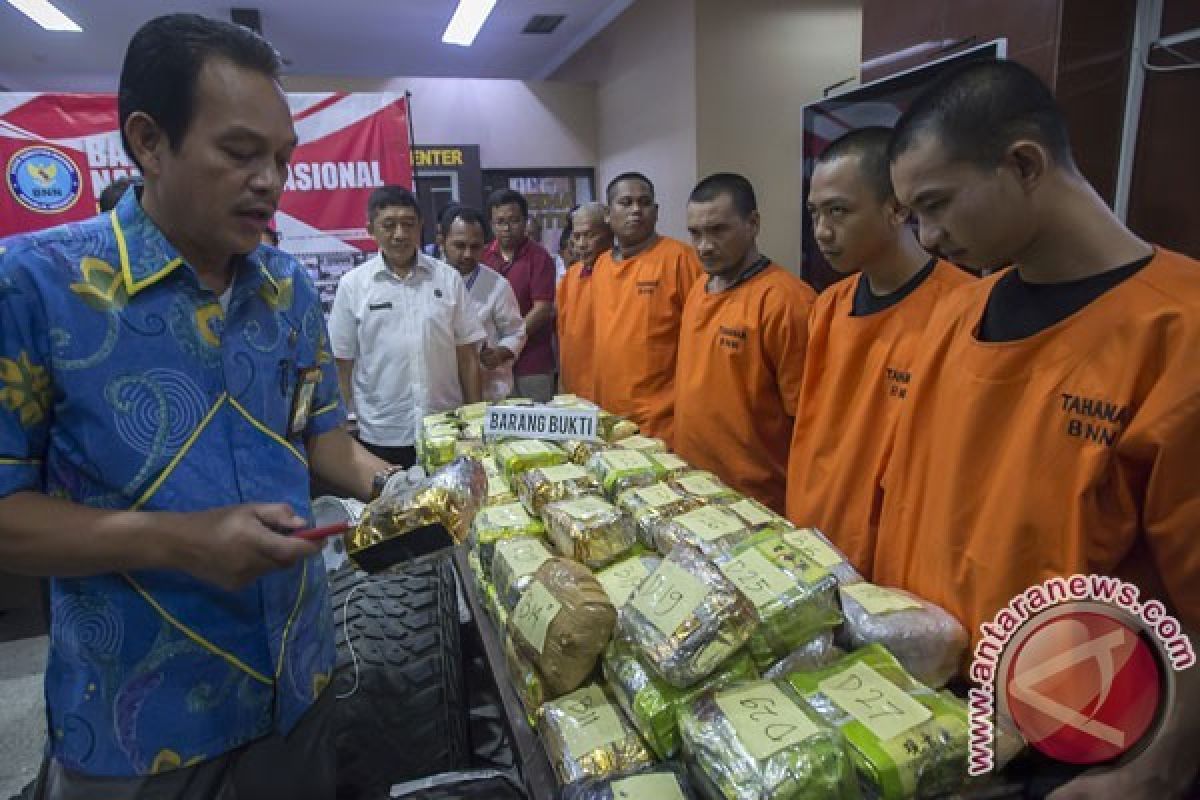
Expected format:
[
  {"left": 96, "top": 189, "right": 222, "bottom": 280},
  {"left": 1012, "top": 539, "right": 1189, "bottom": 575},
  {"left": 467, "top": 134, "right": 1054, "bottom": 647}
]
[{"left": 0, "top": 13, "right": 397, "bottom": 798}]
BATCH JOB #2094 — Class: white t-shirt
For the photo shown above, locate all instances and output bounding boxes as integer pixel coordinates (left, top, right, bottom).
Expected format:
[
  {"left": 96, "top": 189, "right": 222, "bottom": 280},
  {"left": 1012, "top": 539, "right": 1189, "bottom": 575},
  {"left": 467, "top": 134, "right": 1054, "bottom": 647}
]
[
  {"left": 329, "top": 252, "right": 486, "bottom": 446},
  {"left": 464, "top": 265, "right": 527, "bottom": 402}
]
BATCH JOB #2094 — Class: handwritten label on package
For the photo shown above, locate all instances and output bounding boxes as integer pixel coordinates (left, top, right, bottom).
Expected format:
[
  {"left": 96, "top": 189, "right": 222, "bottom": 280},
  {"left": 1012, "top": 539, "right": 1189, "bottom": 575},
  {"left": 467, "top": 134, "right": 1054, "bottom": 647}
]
[
  {"left": 716, "top": 683, "right": 821, "bottom": 761},
  {"left": 719, "top": 548, "right": 793, "bottom": 609},
  {"left": 555, "top": 685, "right": 626, "bottom": 755},
  {"left": 676, "top": 507, "right": 742, "bottom": 542},
  {"left": 597, "top": 558, "right": 652, "bottom": 607},
  {"left": 782, "top": 528, "right": 845, "bottom": 568},
  {"left": 631, "top": 560, "right": 709, "bottom": 636},
  {"left": 513, "top": 580, "right": 562, "bottom": 654},
  {"left": 818, "top": 662, "right": 932, "bottom": 741},
  {"left": 841, "top": 583, "right": 922, "bottom": 615}
]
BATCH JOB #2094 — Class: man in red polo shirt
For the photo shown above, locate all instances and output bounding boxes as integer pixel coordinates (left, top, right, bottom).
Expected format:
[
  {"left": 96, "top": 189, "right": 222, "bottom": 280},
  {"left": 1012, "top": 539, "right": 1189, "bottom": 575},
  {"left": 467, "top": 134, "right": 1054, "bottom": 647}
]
[{"left": 482, "top": 188, "right": 557, "bottom": 402}]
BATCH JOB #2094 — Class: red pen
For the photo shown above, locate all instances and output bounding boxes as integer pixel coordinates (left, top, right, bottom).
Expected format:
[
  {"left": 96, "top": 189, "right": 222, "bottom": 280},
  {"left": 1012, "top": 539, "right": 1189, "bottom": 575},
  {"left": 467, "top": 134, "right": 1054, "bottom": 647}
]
[{"left": 292, "top": 521, "right": 352, "bottom": 542}]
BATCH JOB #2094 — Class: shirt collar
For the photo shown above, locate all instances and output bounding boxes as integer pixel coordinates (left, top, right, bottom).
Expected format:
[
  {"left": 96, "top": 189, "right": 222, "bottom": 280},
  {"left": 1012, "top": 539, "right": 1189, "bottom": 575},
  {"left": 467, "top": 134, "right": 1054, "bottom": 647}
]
[{"left": 110, "top": 188, "right": 280, "bottom": 299}]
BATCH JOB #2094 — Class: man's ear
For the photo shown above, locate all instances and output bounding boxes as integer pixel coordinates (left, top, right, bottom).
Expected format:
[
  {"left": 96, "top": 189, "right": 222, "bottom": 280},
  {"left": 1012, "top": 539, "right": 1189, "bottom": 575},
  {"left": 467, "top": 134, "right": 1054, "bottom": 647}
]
[
  {"left": 1003, "top": 139, "right": 1050, "bottom": 194},
  {"left": 123, "top": 112, "right": 166, "bottom": 178},
  {"left": 747, "top": 209, "right": 761, "bottom": 238},
  {"left": 884, "top": 196, "right": 912, "bottom": 229}
]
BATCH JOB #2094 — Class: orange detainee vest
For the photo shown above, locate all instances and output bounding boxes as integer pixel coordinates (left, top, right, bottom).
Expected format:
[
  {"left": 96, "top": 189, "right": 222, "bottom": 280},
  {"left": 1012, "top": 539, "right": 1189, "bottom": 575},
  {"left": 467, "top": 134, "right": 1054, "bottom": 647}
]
[
  {"left": 590, "top": 236, "right": 704, "bottom": 444},
  {"left": 674, "top": 264, "right": 816, "bottom": 513},
  {"left": 875, "top": 249, "right": 1200, "bottom": 654},
  {"left": 557, "top": 262, "right": 596, "bottom": 400},
  {"left": 787, "top": 260, "right": 972, "bottom": 574}
]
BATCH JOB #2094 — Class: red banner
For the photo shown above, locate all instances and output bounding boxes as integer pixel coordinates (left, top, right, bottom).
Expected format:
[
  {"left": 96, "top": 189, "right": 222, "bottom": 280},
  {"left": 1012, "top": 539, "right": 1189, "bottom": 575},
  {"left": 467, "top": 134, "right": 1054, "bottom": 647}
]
[{"left": 1, "top": 91, "right": 411, "bottom": 258}]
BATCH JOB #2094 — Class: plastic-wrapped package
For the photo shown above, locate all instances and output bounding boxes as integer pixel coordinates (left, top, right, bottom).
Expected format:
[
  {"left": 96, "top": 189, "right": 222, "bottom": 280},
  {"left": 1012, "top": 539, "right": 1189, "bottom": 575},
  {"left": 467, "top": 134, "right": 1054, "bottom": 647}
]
[
  {"left": 457, "top": 401, "right": 489, "bottom": 421},
  {"left": 778, "top": 527, "right": 863, "bottom": 587},
  {"left": 508, "top": 558, "right": 617, "bottom": 697},
  {"left": 598, "top": 412, "right": 640, "bottom": 443},
  {"left": 419, "top": 422, "right": 459, "bottom": 471},
  {"left": 650, "top": 505, "right": 754, "bottom": 559},
  {"left": 715, "top": 530, "right": 843, "bottom": 668},
  {"left": 493, "top": 439, "right": 567, "bottom": 481},
  {"left": 540, "top": 684, "right": 655, "bottom": 786},
  {"left": 586, "top": 450, "right": 665, "bottom": 498},
  {"left": 455, "top": 437, "right": 486, "bottom": 459},
  {"left": 471, "top": 501, "right": 547, "bottom": 576},
  {"left": 504, "top": 632, "right": 546, "bottom": 725},
  {"left": 837, "top": 583, "right": 967, "bottom": 689},
  {"left": 763, "top": 632, "right": 843, "bottom": 680},
  {"left": 615, "top": 482, "right": 705, "bottom": 550},
  {"left": 348, "top": 457, "right": 486, "bottom": 570},
  {"left": 617, "top": 545, "right": 757, "bottom": 688},
  {"left": 679, "top": 679, "right": 860, "bottom": 800},
  {"left": 543, "top": 496, "right": 639, "bottom": 569},
  {"left": 550, "top": 394, "right": 599, "bottom": 410},
  {"left": 603, "top": 636, "right": 758, "bottom": 759},
  {"left": 485, "top": 579, "right": 508, "bottom": 630},
  {"left": 485, "top": 473, "right": 519, "bottom": 507},
  {"left": 647, "top": 452, "right": 691, "bottom": 480},
  {"left": 594, "top": 554, "right": 661, "bottom": 608},
  {"left": 614, "top": 435, "right": 668, "bottom": 454},
  {"left": 517, "top": 463, "right": 603, "bottom": 516},
  {"left": 563, "top": 438, "right": 613, "bottom": 466},
  {"left": 726, "top": 497, "right": 790, "bottom": 532},
  {"left": 492, "top": 536, "right": 556, "bottom": 613},
  {"left": 668, "top": 471, "right": 740, "bottom": 505},
  {"left": 560, "top": 762, "right": 696, "bottom": 800},
  {"left": 786, "top": 644, "right": 969, "bottom": 800}
]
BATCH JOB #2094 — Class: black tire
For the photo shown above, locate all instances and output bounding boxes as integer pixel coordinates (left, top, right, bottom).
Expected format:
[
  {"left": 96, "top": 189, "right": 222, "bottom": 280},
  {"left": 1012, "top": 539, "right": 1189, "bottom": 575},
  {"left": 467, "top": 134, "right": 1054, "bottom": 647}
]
[{"left": 330, "top": 557, "right": 469, "bottom": 799}]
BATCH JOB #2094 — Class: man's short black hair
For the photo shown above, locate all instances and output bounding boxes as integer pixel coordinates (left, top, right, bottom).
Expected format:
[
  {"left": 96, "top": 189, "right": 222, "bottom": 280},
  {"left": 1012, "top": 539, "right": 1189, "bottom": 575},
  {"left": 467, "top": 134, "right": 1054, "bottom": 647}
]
[
  {"left": 817, "top": 127, "right": 895, "bottom": 201},
  {"left": 440, "top": 205, "right": 490, "bottom": 239},
  {"left": 689, "top": 172, "right": 757, "bottom": 218},
  {"left": 485, "top": 188, "right": 528, "bottom": 220},
  {"left": 367, "top": 185, "right": 421, "bottom": 221},
  {"left": 606, "top": 172, "right": 655, "bottom": 203},
  {"left": 97, "top": 176, "right": 142, "bottom": 212},
  {"left": 888, "top": 59, "right": 1075, "bottom": 170},
  {"left": 118, "top": 13, "right": 281, "bottom": 170}
]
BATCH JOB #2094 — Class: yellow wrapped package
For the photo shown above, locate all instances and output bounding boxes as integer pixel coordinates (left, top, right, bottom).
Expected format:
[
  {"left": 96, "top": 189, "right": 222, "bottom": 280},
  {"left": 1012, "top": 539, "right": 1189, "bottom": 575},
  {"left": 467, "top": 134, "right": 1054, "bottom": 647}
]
[
  {"left": 493, "top": 439, "right": 567, "bottom": 481},
  {"left": 586, "top": 450, "right": 664, "bottom": 498},
  {"left": 517, "top": 463, "right": 603, "bottom": 516},
  {"left": 492, "top": 536, "right": 555, "bottom": 613},
  {"left": 779, "top": 527, "right": 863, "bottom": 587},
  {"left": 647, "top": 452, "right": 690, "bottom": 480},
  {"left": 562, "top": 438, "right": 612, "bottom": 466},
  {"left": 615, "top": 482, "right": 704, "bottom": 549},
  {"left": 598, "top": 412, "right": 639, "bottom": 443},
  {"left": 507, "top": 558, "right": 617, "bottom": 697},
  {"left": 540, "top": 684, "right": 654, "bottom": 786},
  {"left": 617, "top": 544, "right": 757, "bottom": 688},
  {"left": 668, "top": 471, "right": 740, "bottom": 505},
  {"left": 614, "top": 435, "right": 668, "bottom": 454},
  {"left": 543, "top": 496, "right": 639, "bottom": 570},
  {"left": 470, "top": 501, "right": 547, "bottom": 576},
  {"left": 651, "top": 505, "right": 754, "bottom": 558}
]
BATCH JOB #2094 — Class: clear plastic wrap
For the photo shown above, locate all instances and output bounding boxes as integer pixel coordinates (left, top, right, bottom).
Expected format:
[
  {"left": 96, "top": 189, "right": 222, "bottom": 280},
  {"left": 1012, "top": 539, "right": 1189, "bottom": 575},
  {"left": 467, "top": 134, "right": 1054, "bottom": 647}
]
[
  {"left": 617, "top": 544, "right": 757, "bottom": 688},
  {"left": 594, "top": 554, "right": 661, "bottom": 608},
  {"left": 650, "top": 505, "right": 754, "bottom": 559},
  {"left": 560, "top": 762, "right": 696, "bottom": 800},
  {"left": 715, "top": 530, "right": 843, "bottom": 668},
  {"left": 726, "top": 497, "right": 790, "bottom": 532},
  {"left": 508, "top": 558, "right": 617, "bottom": 697},
  {"left": 540, "top": 684, "right": 655, "bottom": 786},
  {"left": 517, "top": 463, "right": 603, "bottom": 516},
  {"left": 586, "top": 450, "right": 665, "bottom": 498},
  {"left": 679, "top": 679, "right": 860, "bottom": 800},
  {"left": 836, "top": 583, "right": 967, "bottom": 689},
  {"left": 598, "top": 412, "right": 640, "bottom": 443},
  {"left": 647, "top": 452, "right": 691, "bottom": 480},
  {"left": 614, "top": 435, "right": 668, "bottom": 454},
  {"left": 492, "top": 536, "right": 556, "bottom": 613},
  {"left": 457, "top": 401, "right": 490, "bottom": 421},
  {"left": 470, "top": 501, "right": 547, "bottom": 576},
  {"left": 667, "top": 471, "right": 740, "bottom": 505},
  {"left": 563, "top": 438, "right": 613, "bottom": 466},
  {"left": 493, "top": 439, "right": 567, "bottom": 481},
  {"left": 763, "top": 632, "right": 843, "bottom": 680},
  {"left": 602, "top": 635, "right": 758, "bottom": 759},
  {"left": 778, "top": 527, "right": 863, "bottom": 587},
  {"left": 615, "top": 483, "right": 704, "bottom": 550},
  {"left": 504, "top": 632, "right": 546, "bottom": 726},
  {"left": 542, "top": 496, "right": 639, "bottom": 570},
  {"left": 785, "top": 644, "right": 969, "bottom": 800}
]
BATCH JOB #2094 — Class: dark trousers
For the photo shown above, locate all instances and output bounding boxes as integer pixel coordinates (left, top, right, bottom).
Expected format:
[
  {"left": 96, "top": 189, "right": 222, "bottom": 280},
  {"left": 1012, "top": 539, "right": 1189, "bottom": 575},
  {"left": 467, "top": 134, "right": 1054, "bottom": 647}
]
[
  {"left": 35, "top": 689, "right": 335, "bottom": 800},
  {"left": 357, "top": 438, "right": 417, "bottom": 469}
]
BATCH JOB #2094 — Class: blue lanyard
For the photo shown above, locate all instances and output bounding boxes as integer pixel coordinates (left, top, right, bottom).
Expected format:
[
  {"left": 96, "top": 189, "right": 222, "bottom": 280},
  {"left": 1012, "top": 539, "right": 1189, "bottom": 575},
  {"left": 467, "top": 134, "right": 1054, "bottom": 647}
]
[{"left": 465, "top": 266, "right": 481, "bottom": 291}]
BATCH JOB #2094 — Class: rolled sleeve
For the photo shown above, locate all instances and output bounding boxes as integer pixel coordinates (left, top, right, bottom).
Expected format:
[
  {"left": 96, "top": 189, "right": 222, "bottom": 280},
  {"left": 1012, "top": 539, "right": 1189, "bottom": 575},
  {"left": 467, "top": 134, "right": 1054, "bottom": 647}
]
[
  {"left": 0, "top": 245, "right": 52, "bottom": 497},
  {"left": 327, "top": 274, "right": 359, "bottom": 360},
  {"left": 494, "top": 282, "right": 527, "bottom": 358}
]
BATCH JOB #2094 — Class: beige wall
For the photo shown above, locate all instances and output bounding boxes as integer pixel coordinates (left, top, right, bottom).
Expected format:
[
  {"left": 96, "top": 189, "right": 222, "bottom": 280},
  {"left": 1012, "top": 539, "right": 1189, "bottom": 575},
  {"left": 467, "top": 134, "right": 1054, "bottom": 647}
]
[
  {"left": 553, "top": 0, "right": 699, "bottom": 240},
  {"left": 282, "top": 75, "right": 597, "bottom": 170},
  {"left": 695, "top": 0, "right": 862, "bottom": 272}
]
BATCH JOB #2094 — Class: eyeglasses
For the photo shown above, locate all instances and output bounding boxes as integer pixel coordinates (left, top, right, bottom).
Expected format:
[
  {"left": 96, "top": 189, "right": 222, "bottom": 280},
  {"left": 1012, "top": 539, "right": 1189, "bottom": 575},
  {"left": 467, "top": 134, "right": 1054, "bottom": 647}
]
[{"left": 491, "top": 218, "right": 523, "bottom": 230}]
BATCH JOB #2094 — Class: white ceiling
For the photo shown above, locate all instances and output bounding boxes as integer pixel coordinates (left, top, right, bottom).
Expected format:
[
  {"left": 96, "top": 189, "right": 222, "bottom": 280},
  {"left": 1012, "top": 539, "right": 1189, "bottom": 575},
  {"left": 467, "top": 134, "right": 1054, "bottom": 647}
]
[{"left": 0, "top": 0, "right": 632, "bottom": 91}]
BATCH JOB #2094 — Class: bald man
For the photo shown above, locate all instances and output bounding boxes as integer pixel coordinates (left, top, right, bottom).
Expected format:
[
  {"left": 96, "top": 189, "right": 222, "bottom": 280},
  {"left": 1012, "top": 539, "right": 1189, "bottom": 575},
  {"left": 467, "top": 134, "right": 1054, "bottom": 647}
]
[{"left": 556, "top": 203, "right": 612, "bottom": 399}]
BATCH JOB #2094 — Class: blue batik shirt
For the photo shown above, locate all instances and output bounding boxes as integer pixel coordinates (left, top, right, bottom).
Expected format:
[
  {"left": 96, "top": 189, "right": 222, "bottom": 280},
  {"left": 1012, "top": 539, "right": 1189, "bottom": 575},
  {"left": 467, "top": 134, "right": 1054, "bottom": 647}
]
[{"left": 0, "top": 189, "right": 345, "bottom": 777}]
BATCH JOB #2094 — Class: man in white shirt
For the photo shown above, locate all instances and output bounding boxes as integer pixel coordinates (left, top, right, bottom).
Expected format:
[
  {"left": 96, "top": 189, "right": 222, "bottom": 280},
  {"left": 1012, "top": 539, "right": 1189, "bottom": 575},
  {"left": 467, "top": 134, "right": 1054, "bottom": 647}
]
[
  {"left": 440, "top": 206, "right": 527, "bottom": 401},
  {"left": 330, "top": 186, "right": 484, "bottom": 466}
]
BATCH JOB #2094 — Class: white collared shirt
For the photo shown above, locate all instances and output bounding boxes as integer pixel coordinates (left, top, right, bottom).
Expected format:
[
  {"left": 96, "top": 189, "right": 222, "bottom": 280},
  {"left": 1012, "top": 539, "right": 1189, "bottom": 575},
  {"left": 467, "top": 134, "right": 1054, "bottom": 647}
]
[
  {"left": 464, "top": 265, "right": 527, "bottom": 401},
  {"left": 329, "top": 252, "right": 486, "bottom": 446}
]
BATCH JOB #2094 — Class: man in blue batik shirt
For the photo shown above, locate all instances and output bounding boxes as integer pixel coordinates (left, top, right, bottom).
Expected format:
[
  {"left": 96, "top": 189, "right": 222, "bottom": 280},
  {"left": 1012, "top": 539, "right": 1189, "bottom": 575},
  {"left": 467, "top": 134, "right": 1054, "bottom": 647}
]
[{"left": 0, "top": 14, "right": 395, "bottom": 800}]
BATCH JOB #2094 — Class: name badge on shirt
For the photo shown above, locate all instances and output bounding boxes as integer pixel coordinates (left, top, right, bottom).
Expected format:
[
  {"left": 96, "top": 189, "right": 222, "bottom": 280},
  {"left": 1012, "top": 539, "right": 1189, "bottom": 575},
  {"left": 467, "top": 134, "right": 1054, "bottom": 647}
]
[
  {"left": 289, "top": 367, "right": 322, "bottom": 436},
  {"left": 368, "top": 302, "right": 393, "bottom": 312}
]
